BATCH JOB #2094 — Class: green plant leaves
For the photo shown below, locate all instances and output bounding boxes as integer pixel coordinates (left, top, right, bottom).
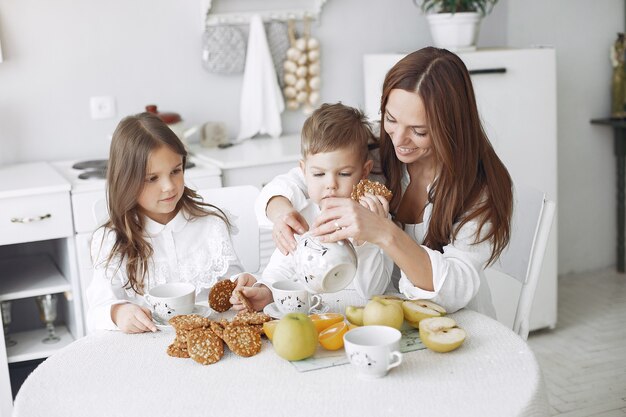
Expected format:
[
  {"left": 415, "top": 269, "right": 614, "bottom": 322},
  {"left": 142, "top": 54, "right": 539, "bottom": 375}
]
[{"left": 418, "top": 0, "right": 498, "bottom": 16}]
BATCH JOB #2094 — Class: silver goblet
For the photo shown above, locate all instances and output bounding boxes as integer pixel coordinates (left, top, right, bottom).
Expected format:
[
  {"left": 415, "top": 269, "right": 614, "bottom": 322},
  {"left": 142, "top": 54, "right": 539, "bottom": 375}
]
[
  {"left": 35, "top": 294, "right": 61, "bottom": 344},
  {"left": 1, "top": 301, "right": 17, "bottom": 347}
]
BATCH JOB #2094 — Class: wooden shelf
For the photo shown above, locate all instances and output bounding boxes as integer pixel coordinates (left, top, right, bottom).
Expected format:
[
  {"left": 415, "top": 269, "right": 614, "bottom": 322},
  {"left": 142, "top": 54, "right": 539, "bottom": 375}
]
[
  {"left": 0, "top": 255, "right": 71, "bottom": 302},
  {"left": 5, "top": 325, "right": 74, "bottom": 363}
]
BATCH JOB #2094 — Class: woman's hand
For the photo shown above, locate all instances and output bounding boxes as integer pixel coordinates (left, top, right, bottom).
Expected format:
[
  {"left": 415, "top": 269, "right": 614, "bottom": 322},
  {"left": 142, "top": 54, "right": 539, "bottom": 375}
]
[
  {"left": 312, "top": 197, "right": 393, "bottom": 246},
  {"left": 230, "top": 274, "right": 274, "bottom": 312},
  {"left": 111, "top": 303, "right": 157, "bottom": 333},
  {"left": 266, "top": 196, "right": 309, "bottom": 255}
]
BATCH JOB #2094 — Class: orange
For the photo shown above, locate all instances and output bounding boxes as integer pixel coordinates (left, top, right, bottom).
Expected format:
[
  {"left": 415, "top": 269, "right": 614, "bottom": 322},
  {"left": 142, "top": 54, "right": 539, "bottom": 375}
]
[
  {"left": 309, "top": 313, "right": 345, "bottom": 334},
  {"left": 263, "top": 320, "right": 279, "bottom": 341},
  {"left": 318, "top": 321, "right": 349, "bottom": 350}
]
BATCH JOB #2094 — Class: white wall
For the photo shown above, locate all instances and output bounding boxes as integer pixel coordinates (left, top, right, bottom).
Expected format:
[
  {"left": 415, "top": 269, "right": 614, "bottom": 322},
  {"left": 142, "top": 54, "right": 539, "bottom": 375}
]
[
  {"left": 0, "top": 0, "right": 505, "bottom": 165},
  {"left": 507, "top": 0, "right": 624, "bottom": 274}
]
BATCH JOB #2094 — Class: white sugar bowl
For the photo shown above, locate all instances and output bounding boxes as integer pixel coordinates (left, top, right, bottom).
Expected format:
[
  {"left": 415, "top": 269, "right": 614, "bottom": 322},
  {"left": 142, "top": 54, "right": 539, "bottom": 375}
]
[{"left": 294, "top": 233, "right": 357, "bottom": 294}]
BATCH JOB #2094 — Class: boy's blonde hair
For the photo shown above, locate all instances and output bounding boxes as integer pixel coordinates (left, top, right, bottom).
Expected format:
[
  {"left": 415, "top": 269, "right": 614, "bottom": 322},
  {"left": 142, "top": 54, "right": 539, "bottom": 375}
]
[{"left": 301, "top": 103, "right": 374, "bottom": 162}]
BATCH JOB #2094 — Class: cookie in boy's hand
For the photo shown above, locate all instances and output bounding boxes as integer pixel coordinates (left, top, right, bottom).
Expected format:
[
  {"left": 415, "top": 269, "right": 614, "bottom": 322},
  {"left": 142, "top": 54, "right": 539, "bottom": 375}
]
[
  {"left": 351, "top": 179, "right": 393, "bottom": 202},
  {"left": 209, "top": 279, "right": 237, "bottom": 312},
  {"left": 235, "top": 288, "right": 254, "bottom": 312}
]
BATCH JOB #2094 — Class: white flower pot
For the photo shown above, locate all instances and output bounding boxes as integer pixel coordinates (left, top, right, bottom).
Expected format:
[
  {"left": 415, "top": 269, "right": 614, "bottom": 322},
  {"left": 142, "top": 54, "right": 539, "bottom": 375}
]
[{"left": 426, "top": 12, "right": 481, "bottom": 52}]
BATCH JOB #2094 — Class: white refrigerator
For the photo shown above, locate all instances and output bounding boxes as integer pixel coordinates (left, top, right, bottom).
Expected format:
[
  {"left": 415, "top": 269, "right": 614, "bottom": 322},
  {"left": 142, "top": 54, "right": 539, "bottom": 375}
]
[{"left": 363, "top": 48, "right": 558, "bottom": 331}]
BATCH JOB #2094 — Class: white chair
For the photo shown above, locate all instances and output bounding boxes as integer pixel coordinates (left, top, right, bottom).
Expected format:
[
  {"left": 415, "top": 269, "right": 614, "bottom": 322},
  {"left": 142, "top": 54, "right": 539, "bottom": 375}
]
[
  {"left": 490, "top": 183, "right": 556, "bottom": 340},
  {"left": 196, "top": 186, "right": 260, "bottom": 274}
]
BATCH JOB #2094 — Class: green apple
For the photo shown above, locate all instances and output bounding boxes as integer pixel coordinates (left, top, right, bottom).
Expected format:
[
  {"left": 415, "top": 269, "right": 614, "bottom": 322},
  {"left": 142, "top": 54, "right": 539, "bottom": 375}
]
[
  {"left": 419, "top": 317, "right": 466, "bottom": 353},
  {"left": 402, "top": 299, "right": 446, "bottom": 324},
  {"left": 371, "top": 295, "right": 405, "bottom": 308},
  {"left": 345, "top": 306, "right": 364, "bottom": 326},
  {"left": 362, "top": 299, "right": 404, "bottom": 330},
  {"left": 271, "top": 313, "right": 318, "bottom": 361}
]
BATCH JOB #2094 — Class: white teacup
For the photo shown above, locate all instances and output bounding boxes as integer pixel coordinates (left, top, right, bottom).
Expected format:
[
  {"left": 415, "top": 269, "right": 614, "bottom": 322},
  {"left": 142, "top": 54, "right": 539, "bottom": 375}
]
[
  {"left": 270, "top": 280, "right": 322, "bottom": 315},
  {"left": 293, "top": 232, "right": 358, "bottom": 294},
  {"left": 144, "top": 282, "right": 196, "bottom": 323},
  {"left": 343, "top": 325, "right": 403, "bottom": 378}
]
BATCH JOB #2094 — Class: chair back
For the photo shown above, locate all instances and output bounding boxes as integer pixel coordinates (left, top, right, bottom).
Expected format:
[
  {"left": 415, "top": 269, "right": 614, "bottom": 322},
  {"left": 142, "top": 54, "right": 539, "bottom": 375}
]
[
  {"left": 196, "top": 186, "right": 260, "bottom": 273},
  {"left": 491, "top": 183, "right": 556, "bottom": 340}
]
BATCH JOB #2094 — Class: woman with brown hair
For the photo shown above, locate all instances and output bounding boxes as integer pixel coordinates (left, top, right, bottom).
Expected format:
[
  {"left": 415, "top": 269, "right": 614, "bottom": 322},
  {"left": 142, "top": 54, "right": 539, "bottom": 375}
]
[
  {"left": 87, "top": 112, "right": 250, "bottom": 333},
  {"left": 255, "top": 47, "right": 513, "bottom": 317}
]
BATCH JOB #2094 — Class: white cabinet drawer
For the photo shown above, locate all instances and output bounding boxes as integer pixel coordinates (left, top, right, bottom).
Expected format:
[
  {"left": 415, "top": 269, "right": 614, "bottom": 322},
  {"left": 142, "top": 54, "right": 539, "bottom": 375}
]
[
  {"left": 0, "top": 192, "right": 73, "bottom": 245},
  {"left": 186, "top": 175, "right": 222, "bottom": 191}
]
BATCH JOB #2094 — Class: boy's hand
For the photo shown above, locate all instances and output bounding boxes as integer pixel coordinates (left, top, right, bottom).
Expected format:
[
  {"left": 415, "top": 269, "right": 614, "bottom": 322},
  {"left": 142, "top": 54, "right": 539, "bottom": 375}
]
[
  {"left": 230, "top": 274, "right": 273, "bottom": 312},
  {"left": 271, "top": 209, "right": 309, "bottom": 255},
  {"left": 111, "top": 303, "right": 157, "bottom": 333},
  {"left": 358, "top": 192, "right": 390, "bottom": 218}
]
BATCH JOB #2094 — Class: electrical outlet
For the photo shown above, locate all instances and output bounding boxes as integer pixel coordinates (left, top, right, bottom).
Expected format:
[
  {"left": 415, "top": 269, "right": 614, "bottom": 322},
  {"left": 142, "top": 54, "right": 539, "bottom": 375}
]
[{"left": 90, "top": 96, "right": 116, "bottom": 120}]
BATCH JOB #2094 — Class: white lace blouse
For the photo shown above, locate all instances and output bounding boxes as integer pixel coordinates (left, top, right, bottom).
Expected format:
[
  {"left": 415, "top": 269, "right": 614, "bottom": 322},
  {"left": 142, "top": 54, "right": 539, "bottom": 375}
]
[{"left": 86, "top": 210, "right": 244, "bottom": 331}]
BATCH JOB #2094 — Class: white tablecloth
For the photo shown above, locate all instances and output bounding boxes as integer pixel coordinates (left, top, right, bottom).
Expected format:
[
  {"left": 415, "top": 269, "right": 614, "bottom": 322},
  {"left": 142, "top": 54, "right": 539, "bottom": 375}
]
[{"left": 13, "top": 292, "right": 549, "bottom": 417}]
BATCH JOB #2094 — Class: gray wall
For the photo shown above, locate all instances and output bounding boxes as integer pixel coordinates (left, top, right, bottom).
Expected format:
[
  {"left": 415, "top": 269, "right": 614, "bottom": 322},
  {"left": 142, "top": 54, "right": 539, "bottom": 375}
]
[
  {"left": 507, "top": 0, "right": 624, "bottom": 274},
  {"left": 1, "top": 0, "right": 622, "bottom": 275}
]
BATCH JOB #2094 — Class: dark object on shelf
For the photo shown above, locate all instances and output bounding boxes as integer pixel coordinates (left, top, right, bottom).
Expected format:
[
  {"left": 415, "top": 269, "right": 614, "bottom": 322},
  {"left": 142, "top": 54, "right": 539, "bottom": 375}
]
[
  {"left": 78, "top": 170, "right": 107, "bottom": 180},
  {"left": 72, "top": 160, "right": 108, "bottom": 170},
  {"left": 591, "top": 117, "right": 626, "bottom": 272}
]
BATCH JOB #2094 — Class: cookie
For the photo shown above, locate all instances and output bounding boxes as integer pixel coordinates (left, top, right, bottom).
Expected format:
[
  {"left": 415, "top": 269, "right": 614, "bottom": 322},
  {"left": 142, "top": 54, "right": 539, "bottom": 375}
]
[
  {"left": 209, "top": 320, "right": 226, "bottom": 339},
  {"left": 187, "top": 328, "right": 224, "bottom": 365},
  {"left": 167, "top": 342, "right": 190, "bottom": 358},
  {"left": 168, "top": 314, "right": 211, "bottom": 331},
  {"left": 235, "top": 288, "right": 254, "bottom": 312},
  {"left": 222, "top": 324, "right": 262, "bottom": 357},
  {"left": 232, "top": 311, "right": 272, "bottom": 326},
  {"left": 351, "top": 179, "right": 393, "bottom": 202},
  {"left": 209, "top": 279, "right": 237, "bottom": 312}
]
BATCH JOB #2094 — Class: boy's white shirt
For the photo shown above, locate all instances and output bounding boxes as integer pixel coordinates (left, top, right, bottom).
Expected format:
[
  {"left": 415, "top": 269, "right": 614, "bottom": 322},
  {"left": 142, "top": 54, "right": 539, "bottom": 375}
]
[
  {"left": 254, "top": 166, "right": 497, "bottom": 319},
  {"left": 87, "top": 210, "right": 245, "bottom": 331},
  {"left": 259, "top": 193, "right": 394, "bottom": 301}
]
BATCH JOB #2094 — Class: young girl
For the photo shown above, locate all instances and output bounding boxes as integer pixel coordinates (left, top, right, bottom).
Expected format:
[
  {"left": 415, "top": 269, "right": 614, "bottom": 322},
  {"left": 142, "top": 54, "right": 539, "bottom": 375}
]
[{"left": 87, "top": 112, "right": 248, "bottom": 333}]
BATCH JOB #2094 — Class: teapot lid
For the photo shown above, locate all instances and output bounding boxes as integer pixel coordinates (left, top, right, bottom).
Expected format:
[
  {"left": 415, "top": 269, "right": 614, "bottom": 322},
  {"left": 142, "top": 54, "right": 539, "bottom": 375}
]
[{"left": 145, "top": 104, "right": 182, "bottom": 124}]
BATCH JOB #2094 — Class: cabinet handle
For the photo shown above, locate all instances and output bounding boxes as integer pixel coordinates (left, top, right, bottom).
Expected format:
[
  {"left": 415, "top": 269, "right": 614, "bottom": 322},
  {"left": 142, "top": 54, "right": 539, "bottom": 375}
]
[
  {"left": 11, "top": 213, "right": 52, "bottom": 223},
  {"left": 469, "top": 68, "right": 507, "bottom": 75}
]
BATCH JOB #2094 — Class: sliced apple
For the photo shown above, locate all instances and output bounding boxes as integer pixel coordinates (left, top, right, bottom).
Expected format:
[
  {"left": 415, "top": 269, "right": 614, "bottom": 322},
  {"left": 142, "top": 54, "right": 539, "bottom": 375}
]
[
  {"left": 345, "top": 306, "right": 364, "bottom": 326},
  {"left": 401, "top": 299, "right": 446, "bottom": 324},
  {"left": 418, "top": 317, "right": 466, "bottom": 353},
  {"left": 371, "top": 295, "right": 405, "bottom": 308}
]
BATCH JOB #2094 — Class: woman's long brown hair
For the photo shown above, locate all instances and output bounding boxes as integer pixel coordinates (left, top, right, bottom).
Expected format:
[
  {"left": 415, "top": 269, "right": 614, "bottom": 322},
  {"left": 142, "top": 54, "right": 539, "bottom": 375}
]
[
  {"left": 379, "top": 47, "right": 512, "bottom": 266},
  {"left": 101, "top": 112, "right": 228, "bottom": 294}
]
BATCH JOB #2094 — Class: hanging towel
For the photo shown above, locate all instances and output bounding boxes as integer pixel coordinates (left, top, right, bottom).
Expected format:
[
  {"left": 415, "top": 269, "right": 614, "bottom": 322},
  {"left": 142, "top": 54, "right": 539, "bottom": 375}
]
[{"left": 236, "top": 15, "right": 285, "bottom": 141}]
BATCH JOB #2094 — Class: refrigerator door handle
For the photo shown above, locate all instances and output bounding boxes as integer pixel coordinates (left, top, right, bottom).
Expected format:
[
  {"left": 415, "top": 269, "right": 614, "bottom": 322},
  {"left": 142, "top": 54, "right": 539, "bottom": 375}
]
[{"left": 469, "top": 67, "right": 507, "bottom": 75}]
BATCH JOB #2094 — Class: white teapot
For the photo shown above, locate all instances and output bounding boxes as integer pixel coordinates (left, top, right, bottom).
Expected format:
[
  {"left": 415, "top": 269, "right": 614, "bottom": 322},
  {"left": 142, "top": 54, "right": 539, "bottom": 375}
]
[
  {"left": 294, "top": 233, "right": 357, "bottom": 294},
  {"left": 145, "top": 105, "right": 199, "bottom": 145}
]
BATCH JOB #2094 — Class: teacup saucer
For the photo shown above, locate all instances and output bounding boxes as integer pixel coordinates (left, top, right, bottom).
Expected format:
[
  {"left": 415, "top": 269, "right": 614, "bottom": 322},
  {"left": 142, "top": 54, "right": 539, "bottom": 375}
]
[
  {"left": 153, "top": 304, "right": 213, "bottom": 330},
  {"left": 263, "top": 302, "right": 330, "bottom": 320}
]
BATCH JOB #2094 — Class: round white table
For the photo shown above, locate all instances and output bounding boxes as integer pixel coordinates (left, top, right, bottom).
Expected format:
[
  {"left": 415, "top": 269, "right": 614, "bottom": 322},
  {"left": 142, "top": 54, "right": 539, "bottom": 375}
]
[{"left": 13, "top": 296, "right": 549, "bottom": 417}]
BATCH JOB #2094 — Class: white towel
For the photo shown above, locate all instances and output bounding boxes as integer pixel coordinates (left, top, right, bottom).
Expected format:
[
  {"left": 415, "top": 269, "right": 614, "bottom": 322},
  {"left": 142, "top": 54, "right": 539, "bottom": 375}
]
[{"left": 236, "top": 15, "right": 285, "bottom": 141}]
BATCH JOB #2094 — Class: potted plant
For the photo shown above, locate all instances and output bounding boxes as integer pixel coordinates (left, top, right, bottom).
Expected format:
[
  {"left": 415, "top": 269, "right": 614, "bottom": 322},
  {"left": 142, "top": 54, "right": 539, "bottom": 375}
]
[{"left": 415, "top": 0, "right": 499, "bottom": 51}]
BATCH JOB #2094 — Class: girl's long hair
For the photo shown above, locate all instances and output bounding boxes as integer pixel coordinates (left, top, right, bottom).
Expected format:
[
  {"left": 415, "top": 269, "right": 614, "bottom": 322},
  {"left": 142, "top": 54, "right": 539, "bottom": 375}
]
[
  {"left": 102, "top": 112, "right": 228, "bottom": 294},
  {"left": 379, "top": 47, "right": 512, "bottom": 266}
]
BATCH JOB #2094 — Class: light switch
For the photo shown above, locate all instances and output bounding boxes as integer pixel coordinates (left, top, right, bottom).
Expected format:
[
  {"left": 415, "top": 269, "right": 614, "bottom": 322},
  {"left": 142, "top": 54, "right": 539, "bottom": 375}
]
[{"left": 90, "top": 96, "right": 116, "bottom": 120}]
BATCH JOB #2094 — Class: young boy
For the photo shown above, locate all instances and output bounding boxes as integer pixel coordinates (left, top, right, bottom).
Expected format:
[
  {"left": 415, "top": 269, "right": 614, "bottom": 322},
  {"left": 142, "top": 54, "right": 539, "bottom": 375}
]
[{"left": 231, "top": 103, "right": 393, "bottom": 311}]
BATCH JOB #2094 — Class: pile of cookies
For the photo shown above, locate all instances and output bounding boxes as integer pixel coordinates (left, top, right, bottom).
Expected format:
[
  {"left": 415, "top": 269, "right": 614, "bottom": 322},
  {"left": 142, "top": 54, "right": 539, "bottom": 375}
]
[
  {"left": 351, "top": 179, "right": 393, "bottom": 202},
  {"left": 166, "top": 286, "right": 272, "bottom": 365}
]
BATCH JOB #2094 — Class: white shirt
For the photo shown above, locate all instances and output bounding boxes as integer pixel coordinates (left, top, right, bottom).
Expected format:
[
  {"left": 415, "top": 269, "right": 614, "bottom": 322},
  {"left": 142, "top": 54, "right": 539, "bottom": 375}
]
[
  {"left": 255, "top": 166, "right": 497, "bottom": 319},
  {"left": 259, "top": 197, "right": 394, "bottom": 302},
  {"left": 87, "top": 210, "right": 244, "bottom": 331}
]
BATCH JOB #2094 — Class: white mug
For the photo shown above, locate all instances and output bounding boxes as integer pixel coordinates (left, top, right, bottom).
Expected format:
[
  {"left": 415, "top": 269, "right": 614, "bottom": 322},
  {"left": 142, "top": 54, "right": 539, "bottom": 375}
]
[
  {"left": 293, "top": 232, "right": 357, "bottom": 294},
  {"left": 144, "top": 282, "right": 196, "bottom": 323},
  {"left": 270, "top": 280, "right": 322, "bottom": 315},
  {"left": 343, "top": 325, "right": 403, "bottom": 378}
]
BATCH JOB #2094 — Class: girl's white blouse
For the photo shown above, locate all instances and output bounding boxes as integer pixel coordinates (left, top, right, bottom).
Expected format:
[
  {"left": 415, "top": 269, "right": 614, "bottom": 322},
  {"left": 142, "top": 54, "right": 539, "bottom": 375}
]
[
  {"left": 86, "top": 210, "right": 244, "bottom": 331},
  {"left": 255, "top": 166, "right": 497, "bottom": 319}
]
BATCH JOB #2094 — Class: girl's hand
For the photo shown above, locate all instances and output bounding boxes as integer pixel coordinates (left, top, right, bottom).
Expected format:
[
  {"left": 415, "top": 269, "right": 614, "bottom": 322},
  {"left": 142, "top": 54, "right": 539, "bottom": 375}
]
[
  {"left": 111, "top": 303, "right": 157, "bottom": 333},
  {"left": 312, "top": 197, "right": 392, "bottom": 246},
  {"left": 230, "top": 274, "right": 274, "bottom": 312},
  {"left": 271, "top": 209, "right": 309, "bottom": 255}
]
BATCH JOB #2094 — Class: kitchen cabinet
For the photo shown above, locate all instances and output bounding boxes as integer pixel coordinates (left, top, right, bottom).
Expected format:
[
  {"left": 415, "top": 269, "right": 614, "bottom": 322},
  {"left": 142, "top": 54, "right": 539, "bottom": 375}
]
[
  {"left": 0, "top": 162, "right": 82, "bottom": 416},
  {"left": 363, "top": 48, "right": 558, "bottom": 332},
  {"left": 189, "top": 135, "right": 301, "bottom": 271}
]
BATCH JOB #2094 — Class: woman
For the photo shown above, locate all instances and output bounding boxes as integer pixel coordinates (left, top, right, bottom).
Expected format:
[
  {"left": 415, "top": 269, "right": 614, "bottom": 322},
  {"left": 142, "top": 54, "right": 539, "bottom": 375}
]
[{"left": 257, "top": 47, "right": 513, "bottom": 317}]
